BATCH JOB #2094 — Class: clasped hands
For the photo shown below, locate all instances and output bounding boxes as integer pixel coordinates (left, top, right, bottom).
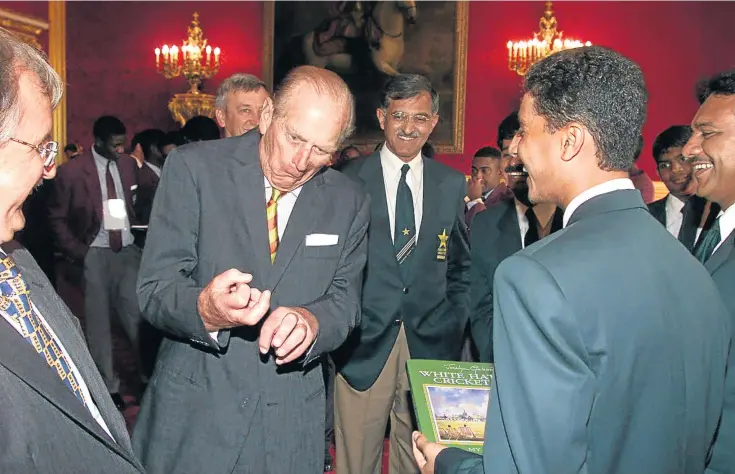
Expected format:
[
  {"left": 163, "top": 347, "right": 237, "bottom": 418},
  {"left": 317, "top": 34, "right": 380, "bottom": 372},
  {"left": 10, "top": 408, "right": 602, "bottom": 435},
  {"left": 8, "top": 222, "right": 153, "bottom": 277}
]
[{"left": 197, "top": 269, "right": 318, "bottom": 364}]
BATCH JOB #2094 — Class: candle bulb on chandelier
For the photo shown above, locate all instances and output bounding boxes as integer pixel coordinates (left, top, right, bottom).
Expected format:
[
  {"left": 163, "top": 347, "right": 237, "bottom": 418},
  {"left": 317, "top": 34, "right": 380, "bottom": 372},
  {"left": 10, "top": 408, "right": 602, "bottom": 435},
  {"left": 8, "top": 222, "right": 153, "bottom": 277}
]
[
  {"left": 155, "top": 48, "right": 160, "bottom": 69},
  {"left": 206, "top": 45, "right": 212, "bottom": 66},
  {"left": 171, "top": 46, "right": 179, "bottom": 66},
  {"left": 214, "top": 47, "right": 221, "bottom": 66}
]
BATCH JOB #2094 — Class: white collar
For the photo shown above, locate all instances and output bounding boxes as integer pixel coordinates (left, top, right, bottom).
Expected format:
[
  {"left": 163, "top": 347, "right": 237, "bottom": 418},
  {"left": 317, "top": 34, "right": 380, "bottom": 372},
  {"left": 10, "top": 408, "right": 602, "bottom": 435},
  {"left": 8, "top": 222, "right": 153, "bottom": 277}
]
[
  {"left": 717, "top": 203, "right": 735, "bottom": 243},
  {"left": 379, "top": 143, "right": 423, "bottom": 179},
  {"left": 563, "top": 178, "right": 635, "bottom": 227},
  {"left": 665, "top": 193, "right": 686, "bottom": 215}
]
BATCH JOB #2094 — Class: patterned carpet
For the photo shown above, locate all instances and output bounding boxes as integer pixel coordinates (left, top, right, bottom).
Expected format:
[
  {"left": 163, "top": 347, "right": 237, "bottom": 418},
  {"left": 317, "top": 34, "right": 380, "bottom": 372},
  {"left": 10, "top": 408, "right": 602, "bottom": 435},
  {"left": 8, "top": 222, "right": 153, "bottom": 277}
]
[{"left": 55, "top": 260, "right": 392, "bottom": 473}]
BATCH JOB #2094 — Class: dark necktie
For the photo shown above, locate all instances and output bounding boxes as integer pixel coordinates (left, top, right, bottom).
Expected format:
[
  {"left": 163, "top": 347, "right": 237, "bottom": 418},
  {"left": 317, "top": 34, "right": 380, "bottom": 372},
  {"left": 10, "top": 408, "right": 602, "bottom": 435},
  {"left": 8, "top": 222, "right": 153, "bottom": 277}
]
[
  {"left": 394, "top": 164, "right": 416, "bottom": 275},
  {"left": 106, "top": 160, "right": 122, "bottom": 252},
  {"left": 694, "top": 216, "right": 721, "bottom": 264},
  {"left": 0, "top": 255, "right": 89, "bottom": 408},
  {"left": 524, "top": 208, "right": 539, "bottom": 247}
]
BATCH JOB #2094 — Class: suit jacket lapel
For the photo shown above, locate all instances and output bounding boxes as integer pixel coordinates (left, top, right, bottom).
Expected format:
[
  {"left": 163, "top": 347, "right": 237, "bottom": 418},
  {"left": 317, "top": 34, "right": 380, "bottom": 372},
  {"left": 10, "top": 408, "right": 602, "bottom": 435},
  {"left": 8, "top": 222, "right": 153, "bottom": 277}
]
[
  {"left": 359, "top": 156, "right": 402, "bottom": 283},
  {"left": 497, "top": 200, "right": 522, "bottom": 255},
  {"left": 269, "top": 171, "right": 328, "bottom": 290},
  {"left": 706, "top": 229, "right": 735, "bottom": 275},
  {"left": 81, "top": 151, "right": 104, "bottom": 221},
  {"left": 2, "top": 246, "right": 141, "bottom": 469},
  {"left": 118, "top": 158, "right": 136, "bottom": 219},
  {"left": 229, "top": 143, "right": 271, "bottom": 284}
]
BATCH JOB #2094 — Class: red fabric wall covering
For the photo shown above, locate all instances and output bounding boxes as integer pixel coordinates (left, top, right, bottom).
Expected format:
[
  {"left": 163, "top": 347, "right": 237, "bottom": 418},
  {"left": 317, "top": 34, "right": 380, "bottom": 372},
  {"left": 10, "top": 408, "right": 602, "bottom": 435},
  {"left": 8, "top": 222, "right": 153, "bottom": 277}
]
[{"left": 62, "top": 1, "right": 735, "bottom": 175}]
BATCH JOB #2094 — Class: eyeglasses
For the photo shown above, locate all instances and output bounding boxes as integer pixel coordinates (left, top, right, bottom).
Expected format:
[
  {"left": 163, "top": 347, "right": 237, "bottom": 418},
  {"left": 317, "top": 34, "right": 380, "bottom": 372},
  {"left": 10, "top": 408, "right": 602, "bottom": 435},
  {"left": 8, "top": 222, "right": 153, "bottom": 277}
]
[{"left": 10, "top": 138, "right": 58, "bottom": 169}]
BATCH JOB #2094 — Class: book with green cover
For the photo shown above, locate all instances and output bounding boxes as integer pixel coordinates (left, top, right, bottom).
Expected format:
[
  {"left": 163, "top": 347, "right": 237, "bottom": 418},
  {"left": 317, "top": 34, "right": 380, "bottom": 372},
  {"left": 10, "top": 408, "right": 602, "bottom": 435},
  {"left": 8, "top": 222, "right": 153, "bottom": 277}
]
[{"left": 406, "top": 359, "right": 494, "bottom": 454}]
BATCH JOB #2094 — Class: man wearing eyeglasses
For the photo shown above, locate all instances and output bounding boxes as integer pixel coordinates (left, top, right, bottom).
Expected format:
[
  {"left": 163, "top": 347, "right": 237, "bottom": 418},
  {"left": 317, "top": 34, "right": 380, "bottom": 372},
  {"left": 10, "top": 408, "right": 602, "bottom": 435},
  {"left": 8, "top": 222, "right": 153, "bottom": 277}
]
[
  {"left": 48, "top": 115, "right": 157, "bottom": 411},
  {"left": 648, "top": 125, "right": 716, "bottom": 252},
  {"left": 334, "top": 74, "right": 470, "bottom": 474},
  {"left": 0, "top": 28, "right": 143, "bottom": 472}
]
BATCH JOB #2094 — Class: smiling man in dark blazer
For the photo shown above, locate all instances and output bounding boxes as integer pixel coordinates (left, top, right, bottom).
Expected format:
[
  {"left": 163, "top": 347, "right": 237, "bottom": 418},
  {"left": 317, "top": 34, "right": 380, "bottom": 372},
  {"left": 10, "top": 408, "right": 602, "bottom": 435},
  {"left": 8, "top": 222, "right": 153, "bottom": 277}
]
[
  {"left": 683, "top": 69, "right": 735, "bottom": 474},
  {"left": 0, "top": 28, "right": 142, "bottom": 473},
  {"left": 133, "top": 66, "right": 369, "bottom": 474},
  {"left": 335, "top": 74, "right": 471, "bottom": 474},
  {"left": 414, "top": 47, "right": 730, "bottom": 474}
]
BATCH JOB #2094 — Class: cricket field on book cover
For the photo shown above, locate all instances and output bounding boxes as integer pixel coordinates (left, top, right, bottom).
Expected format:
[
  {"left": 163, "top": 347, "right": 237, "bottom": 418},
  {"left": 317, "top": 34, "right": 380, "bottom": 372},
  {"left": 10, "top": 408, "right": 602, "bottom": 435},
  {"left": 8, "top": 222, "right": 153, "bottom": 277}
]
[{"left": 407, "top": 360, "right": 494, "bottom": 454}]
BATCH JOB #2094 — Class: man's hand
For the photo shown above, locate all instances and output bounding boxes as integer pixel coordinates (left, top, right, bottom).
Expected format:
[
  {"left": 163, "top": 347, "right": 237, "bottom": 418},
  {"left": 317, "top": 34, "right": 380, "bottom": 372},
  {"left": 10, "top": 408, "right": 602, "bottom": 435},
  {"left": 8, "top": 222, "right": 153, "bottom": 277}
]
[
  {"left": 259, "top": 306, "right": 319, "bottom": 365},
  {"left": 467, "top": 175, "right": 484, "bottom": 201},
  {"left": 197, "top": 269, "right": 271, "bottom": 331},
  {"left": 413, "top": 431, "right": 446, "bottom": 474}
]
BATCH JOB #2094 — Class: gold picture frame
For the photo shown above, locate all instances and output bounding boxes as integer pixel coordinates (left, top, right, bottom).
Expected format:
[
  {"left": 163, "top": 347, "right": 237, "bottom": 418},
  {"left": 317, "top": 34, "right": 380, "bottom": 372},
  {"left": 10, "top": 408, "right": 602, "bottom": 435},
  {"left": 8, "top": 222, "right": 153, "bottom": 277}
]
[
  {"left": 262, "top": 1, "right": 468, "bottom": 154},
  {"left": 0, "top": 6, "right": 67, "bottom": 155}
]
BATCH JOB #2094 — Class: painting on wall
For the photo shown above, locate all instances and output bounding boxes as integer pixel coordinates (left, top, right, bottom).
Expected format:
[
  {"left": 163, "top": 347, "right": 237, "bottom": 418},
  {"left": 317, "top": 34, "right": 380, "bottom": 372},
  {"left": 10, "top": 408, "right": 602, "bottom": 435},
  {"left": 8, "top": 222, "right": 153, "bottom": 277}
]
[{"left": 263, "top": 1, "right": 468, "bottom": 153}]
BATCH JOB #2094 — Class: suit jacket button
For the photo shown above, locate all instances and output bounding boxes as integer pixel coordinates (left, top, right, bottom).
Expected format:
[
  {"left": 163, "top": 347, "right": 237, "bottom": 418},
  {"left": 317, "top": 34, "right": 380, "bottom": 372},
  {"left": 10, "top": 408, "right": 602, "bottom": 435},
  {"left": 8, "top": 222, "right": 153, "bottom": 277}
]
[
  {"left": 394, "top": 319, "right": 401, "bottom": 326},
  {"left": 402, "top": 287, "right": 409, "bottom": 294}
]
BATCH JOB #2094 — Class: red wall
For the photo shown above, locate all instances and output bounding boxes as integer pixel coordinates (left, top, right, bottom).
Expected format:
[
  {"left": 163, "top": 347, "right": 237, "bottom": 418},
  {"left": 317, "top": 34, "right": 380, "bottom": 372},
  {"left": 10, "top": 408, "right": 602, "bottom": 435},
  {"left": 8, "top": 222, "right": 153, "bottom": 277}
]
[
  {"left": 66, "top": 1, "right": 263, "bottom": 147},
  {"left": 63, "top": 1, "right": 735, "bottom": 177}
]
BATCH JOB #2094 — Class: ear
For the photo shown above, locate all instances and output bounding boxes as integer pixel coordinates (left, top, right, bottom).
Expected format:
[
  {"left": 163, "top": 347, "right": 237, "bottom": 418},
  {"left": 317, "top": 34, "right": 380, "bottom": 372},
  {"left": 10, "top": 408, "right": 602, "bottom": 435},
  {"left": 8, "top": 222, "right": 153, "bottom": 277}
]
[
  {"left": 259, "top": 97, "right": 274, "bottom": 134},
  {"left": 214, "top": 108, "right": 226, "bottom": 128},
  {"left": 560, "top": 123, "right": 585, "bottom": 162},
  {"left": 429, "top": 113, "right": 439, "bottom": 132},
  {"left": 376, "top": 108, "right": 386, "bottom": 131}
]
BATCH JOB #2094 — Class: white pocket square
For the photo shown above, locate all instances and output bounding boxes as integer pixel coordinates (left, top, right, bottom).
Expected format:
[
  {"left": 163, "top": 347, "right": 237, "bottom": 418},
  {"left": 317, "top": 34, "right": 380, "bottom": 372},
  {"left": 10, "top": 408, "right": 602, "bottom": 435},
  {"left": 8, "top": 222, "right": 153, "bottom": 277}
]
[
  {"left": 130, "top": 184, "right": 138, "bottom": 191},
  {"left": 305, "top": 234, "right": 339, "bottom": 246}
]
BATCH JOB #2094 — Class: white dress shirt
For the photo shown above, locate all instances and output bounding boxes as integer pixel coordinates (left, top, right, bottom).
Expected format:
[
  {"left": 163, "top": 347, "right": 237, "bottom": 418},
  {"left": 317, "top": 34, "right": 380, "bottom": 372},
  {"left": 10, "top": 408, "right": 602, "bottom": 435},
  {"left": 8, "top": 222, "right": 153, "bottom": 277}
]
[
  {"left": 380, "top": 145, "right": 424, "bottom": 243},
  {"left": 714, "top": 204, "right": 735, "bottom": 253},
  {"left": 514, "top": 200, "right": 531, "bottom": 249},
  {"left": 665, "top": 194, "right": 686, "bottom": 238},
  {"left": 264, "top": 176, "right": 303, "bottom": 240},
  {"left": 0, "top": 251, "right": 113, "bottom": 440},
  {"left": 209, "top": 177, "right": 303, "bottom": 342},
  {"left": 563, "top": 178, "right": 636, "bottom": 227},
  {"left": 466, "top": 189, "right": 494, "bottom": 210}
]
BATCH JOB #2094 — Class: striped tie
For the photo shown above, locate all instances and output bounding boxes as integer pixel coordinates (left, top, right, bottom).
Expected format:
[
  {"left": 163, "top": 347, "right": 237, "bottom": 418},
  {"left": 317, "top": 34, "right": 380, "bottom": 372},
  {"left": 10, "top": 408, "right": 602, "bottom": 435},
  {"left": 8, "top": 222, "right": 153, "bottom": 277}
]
[
  {"left": 267, "top": 188, "right": 283, "bottom": 264},
  {"left": 0, "top": 256, "right": 88, "bottom": 408}
]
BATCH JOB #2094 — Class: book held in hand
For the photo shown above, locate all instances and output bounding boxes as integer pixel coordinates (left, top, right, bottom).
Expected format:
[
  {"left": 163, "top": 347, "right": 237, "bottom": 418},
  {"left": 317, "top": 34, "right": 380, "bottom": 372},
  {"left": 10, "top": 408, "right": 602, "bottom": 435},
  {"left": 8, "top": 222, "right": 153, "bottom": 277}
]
[{"left": 406, "top": 359, "right": 494, "bottom": 454}]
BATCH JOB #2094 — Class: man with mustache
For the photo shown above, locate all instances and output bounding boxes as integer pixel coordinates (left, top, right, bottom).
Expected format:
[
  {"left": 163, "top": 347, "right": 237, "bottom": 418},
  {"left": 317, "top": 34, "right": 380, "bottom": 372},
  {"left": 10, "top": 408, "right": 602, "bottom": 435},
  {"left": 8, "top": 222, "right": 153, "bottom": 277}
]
[
  {"left": 414, "top": 46, "right": 729, "bottom": 474},
  {"left": 682, "top": 70, "right": 735, "bottom": 474},
  {"left": 335, "top": 73, "right": 470, "bottom": 474},
  {"left": 467, "top": 112, "right": 563, "bottom": 361},
  {"left": 648, "top": 125, "right": 715, "bottom": 252}
]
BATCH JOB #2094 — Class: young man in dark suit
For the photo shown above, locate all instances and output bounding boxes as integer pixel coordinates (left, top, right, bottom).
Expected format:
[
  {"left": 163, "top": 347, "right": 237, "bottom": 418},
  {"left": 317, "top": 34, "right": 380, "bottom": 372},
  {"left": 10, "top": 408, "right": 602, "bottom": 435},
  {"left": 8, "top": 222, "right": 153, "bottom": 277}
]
[
  {"left": 0, "top": 27, "right": 142, "bottom": 473},
  {"left": 468, "top": 125, "right": 563, "bottom": 361},
  {"left": 415, "top": 46, "right": 730, "bottom": 474},
  {"left": 335, "top": 74, "right": 471, "bottom": 474},
  {"left": 48, "top": 115, "right": 157, "bottom": 408},
  {"left": 684, "top": 69, "right": 735, "bottom": 474},
  {"left": 648, "top": 125, "right": 715, "bottom": 252}
]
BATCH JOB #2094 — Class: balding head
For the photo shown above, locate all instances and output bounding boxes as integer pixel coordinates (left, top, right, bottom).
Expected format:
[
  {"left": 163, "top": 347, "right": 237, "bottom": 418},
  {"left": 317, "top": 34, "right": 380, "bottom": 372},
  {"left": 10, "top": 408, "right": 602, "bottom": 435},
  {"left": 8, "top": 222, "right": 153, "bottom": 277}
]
[
  {"left": 258, "top": 66, "right": 356, "bottom": 191},
  {"left": 272, "top": 66, "right": 355, "bottom": 143}
]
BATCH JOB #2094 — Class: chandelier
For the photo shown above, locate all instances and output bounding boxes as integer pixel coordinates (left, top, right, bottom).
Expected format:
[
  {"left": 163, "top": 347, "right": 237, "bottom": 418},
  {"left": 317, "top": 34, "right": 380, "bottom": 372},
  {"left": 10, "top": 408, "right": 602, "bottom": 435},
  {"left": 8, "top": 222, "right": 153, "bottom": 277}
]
[
  {"left": 154, "top": 12, "right": 222, "bottom": 125},
  {"left": 506, "top": 1, "right": 591, "bottom": 76}
]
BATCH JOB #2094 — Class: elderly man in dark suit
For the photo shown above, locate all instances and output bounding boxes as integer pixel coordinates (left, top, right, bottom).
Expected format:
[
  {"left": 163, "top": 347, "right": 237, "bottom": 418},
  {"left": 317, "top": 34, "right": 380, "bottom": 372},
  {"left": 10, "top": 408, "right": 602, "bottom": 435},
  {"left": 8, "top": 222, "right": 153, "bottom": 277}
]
[
  {"left": 132, "top": 65, "right": 369, "bottom": 474},
  {"left": 414, "top": 46, "right": 730, "bottom": 474},
  {"left": 0, "top": 28, "right": 142, "bottom": 472},
  {"left": 335, "top": 74, "right": 471, "bottom": 474},
  {"left": 683, "top": 69, "right": 735, "bottom": 474},
  {"left": 49, "top": 115, "right": 157, "bottom": 409}
]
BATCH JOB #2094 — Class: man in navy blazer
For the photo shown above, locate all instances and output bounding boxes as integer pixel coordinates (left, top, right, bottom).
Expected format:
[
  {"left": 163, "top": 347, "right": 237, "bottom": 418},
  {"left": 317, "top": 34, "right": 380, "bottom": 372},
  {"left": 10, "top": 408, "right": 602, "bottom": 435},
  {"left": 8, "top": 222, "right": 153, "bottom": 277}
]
[{"left": 414, "top": 46, "right": 730, "bottom": 474}]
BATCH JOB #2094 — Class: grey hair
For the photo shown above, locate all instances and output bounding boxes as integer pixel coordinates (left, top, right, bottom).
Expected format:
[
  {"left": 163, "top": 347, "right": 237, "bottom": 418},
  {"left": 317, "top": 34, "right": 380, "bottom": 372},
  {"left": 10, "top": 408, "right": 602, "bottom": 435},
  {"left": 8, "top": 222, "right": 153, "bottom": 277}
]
[
  {"left": 0, "top": 28, "right": 63, "bottom": 145},
  {"left": 379, "top": 74, "right": 439, "bottom": 115},
  {"left": 214, "top": 73, "right": 268, "bottom": 110}
]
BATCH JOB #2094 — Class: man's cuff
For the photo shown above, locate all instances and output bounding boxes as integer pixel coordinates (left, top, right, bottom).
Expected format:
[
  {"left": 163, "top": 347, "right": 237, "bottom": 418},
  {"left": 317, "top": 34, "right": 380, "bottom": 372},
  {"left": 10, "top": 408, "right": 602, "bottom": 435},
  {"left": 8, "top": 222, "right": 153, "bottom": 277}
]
[{"left": 435, "top": 447, "right": 482, "bottom": 474}]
